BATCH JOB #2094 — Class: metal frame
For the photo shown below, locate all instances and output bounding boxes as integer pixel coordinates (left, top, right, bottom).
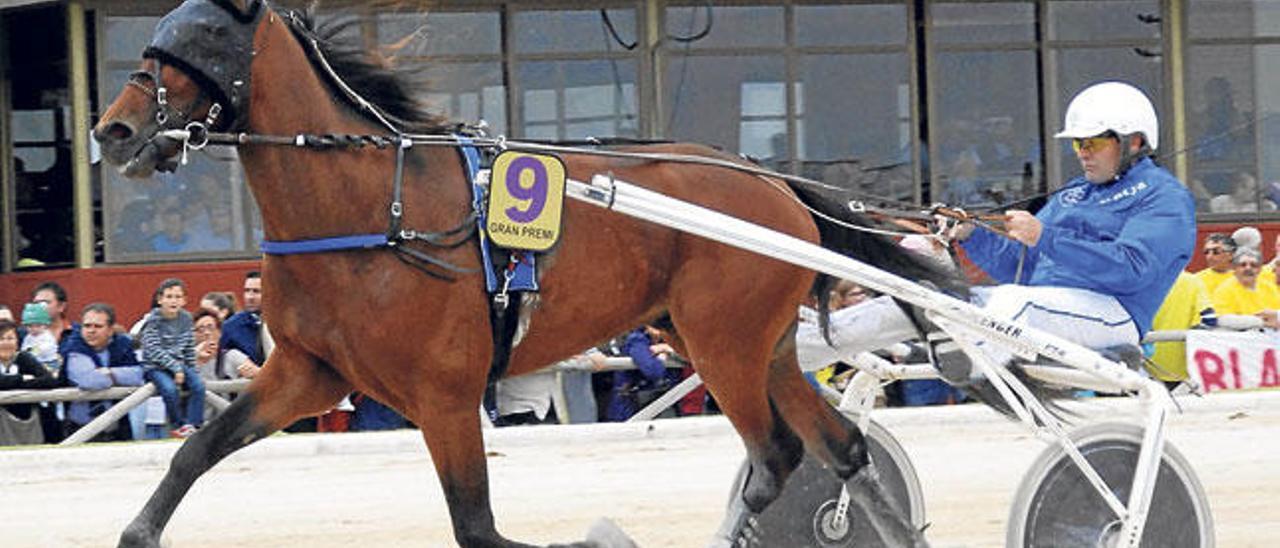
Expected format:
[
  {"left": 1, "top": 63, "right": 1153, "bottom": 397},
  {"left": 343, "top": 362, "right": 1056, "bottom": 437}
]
[{"left": 564, "top": 171, "right": 1176, "bottom": 547}]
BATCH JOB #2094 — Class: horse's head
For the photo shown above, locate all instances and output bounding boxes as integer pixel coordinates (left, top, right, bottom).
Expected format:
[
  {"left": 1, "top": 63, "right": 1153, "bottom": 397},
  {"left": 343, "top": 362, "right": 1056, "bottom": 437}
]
[{"left": 93, "top": 0, "right": 265, "bottom": 178}]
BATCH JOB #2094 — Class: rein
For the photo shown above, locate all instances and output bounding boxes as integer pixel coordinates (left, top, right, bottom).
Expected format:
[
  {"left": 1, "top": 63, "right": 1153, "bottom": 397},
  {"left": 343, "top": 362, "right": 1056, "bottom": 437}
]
[
  {"left": 142, "top": 0, "right": 1016, "bottom": 279},
  {"left": 164, "top": 126, "right": 1013, "bottom": 241}
]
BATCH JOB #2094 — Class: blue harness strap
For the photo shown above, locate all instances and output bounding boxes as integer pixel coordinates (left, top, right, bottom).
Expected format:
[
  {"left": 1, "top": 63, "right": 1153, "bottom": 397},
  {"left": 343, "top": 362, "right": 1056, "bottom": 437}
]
[
  {"left": 259, "top": 135, "right": 539, "bottom": 294},
  {"left": 456, "top": 136, "right": 540, "bottom": 293},
  {"left": 260, "top": 233, "right": 388, "bottom": 255}
]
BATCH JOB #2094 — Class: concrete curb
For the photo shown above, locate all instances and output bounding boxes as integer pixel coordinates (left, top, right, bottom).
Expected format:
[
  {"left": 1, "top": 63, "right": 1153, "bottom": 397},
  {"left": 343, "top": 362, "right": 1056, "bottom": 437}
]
[{"left": 2, "top": 390, "right": 1274, "bottom": 474}]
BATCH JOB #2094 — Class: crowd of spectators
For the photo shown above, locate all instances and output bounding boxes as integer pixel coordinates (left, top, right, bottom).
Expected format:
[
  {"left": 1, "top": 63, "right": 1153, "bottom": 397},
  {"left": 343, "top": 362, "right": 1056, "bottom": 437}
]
[
  {"left": 0, "top": 275, "right": 409, "bottom": 446},
  {"left": 7, "top": 224, "right": 1277, "bottom": 443}
]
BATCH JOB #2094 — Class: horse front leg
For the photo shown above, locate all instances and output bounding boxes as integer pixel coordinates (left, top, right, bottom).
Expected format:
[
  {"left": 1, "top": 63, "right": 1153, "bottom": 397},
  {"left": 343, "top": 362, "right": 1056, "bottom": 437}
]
[
  {"left": 118, "top": 345, "right": 350, "bottom": 548},
  {"left": 416, "top": 391, "right": 609, "bottom": 548}
]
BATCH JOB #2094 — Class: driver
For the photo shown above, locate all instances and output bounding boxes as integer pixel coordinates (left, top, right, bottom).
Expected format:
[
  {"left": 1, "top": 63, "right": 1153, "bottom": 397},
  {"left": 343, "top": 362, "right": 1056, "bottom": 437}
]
[{"left": 796, "top": 82, "right": 1196, "bottom": 395}]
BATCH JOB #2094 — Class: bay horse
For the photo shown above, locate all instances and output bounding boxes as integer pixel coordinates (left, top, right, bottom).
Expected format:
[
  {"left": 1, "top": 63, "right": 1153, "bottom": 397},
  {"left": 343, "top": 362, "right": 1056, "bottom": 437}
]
[{"left": 93, "top": 1, "right": 962, "bottom": 546}]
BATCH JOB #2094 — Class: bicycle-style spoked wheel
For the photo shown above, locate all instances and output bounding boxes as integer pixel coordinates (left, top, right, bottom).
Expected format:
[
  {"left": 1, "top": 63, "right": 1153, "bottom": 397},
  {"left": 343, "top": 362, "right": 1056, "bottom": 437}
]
[
  {"left": 726, "top": 418, "right": 924, "bottom": 547},
  {"left": 1007, "top": 422, "right": 1213, "bottom": 548}
]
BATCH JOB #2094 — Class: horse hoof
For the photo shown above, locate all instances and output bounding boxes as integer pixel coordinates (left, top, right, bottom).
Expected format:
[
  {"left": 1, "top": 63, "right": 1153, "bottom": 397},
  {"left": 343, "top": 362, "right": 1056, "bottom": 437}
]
[
  {"left": 584, "top": 517, "right": 637, "bottom": 548},
  {"left": 118, "top": 524, "right": 161, "bottom": 548}
]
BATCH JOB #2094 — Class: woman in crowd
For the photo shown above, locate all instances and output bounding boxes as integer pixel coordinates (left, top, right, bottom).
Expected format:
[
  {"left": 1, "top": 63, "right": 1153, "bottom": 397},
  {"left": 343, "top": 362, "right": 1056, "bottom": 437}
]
[{"left": 0, "top": 319, "right": 59, "bottom": 444}]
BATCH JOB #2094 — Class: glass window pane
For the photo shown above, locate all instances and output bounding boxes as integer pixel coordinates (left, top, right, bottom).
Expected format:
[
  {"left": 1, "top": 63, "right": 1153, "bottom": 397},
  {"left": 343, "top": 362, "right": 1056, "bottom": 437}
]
[
  {"left": 517, "top": 60, "right": 638, "bottom": 140},
  {"left": 1190, "top": 0, "right": 1280, "bottom": 39},
  {"left": 515, "top": 9, "right": 635, "bottom": 53},
  {"left": 665, "top": 56, "right": 785, "bottom": 156},
  {"left": 104, "top": 16, "right": 155, "bottom": 59},
  {"left": 377, "top": 11, "right": 500, "bottom": 56},
  {"left": 795, "top": 4, "right": 907, "bottom": 47},
  {"left": 1048, "top": 1, "right": 1161, "bottom": 41},
  {"left": 417, "top": 62, "right": 507, "bottom": 133},
  {"left": 103, "top": 152, "right": 257, "bottom": 260},
  {"left": 1049, "top": 47, "right": 1163, "bottom": 193},
  {"left": 932, "top": 3, "right": 1035, "bottom": 44},
  {"left": 665, "top": 6, "right": 783, "bottom": 49},
  {"left": 798, "top": 53, "right": 914, "bottom": 199},
  {"left": 933, "top": 51, "right": 1042, "bottom": 208},
  {"left": 99, "top": 15, "right": 262, "bottom": 263},
  {"left": 1187, "top": 44, "right": 1280, "bottom": 214}
]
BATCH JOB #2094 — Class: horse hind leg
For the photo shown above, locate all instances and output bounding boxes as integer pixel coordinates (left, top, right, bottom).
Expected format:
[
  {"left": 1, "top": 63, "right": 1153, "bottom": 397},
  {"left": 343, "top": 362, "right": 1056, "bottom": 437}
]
[
  {"left": 667, "top": 316, "right": 806, "bottom": 547},
  {"left": 118, "top": 345, "right": 350, "bottom": 548},
  {"left": 765, "top": 333, "right": 927, "bottom": 547}
]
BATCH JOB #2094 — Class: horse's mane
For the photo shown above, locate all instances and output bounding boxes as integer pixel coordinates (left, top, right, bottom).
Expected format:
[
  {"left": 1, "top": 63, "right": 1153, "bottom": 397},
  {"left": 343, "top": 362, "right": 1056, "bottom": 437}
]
[{"left": 286, "top": 6, "right": 451, "bottom": 134}]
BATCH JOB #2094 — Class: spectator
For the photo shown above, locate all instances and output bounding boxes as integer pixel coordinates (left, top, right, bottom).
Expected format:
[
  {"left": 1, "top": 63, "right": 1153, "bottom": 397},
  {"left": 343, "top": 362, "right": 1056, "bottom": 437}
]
[
  {"left": 31, "top": 281, "right": 71, "bottom": 343},
  {"left": 554, "top": 350, "right": 607, "bottom": 424},
  {"left": 350, "top": 394, "right": 406, "bottom": 431},
  {"left": 1148, "top": 272, "right": 1216, "bottom": 385},
  {"left": 1210, "top": 248, "right": 1280, "bottom": 329},
  {"left": 0, "top": 305, "right": 20, "bottom": 342},
  {"left": 139, "top": 278, "right": 205, "bottom": 438},
  {"left": 199, "top": 291, "right": 236, "bottom": 321},
  {"left": 187, "top": 202, "right": 235, "bottom": 252},
  {"left": 0, "top": 319, "right": 58, "bottom": 445},
  {"left": 150, "top": 207, "right": 190, "bottom": 253},
  {"left": 60, "top": 303, "right": 146, "bottom": 441},
  {"left": 220, "top": 271, "right": 270, "bottom": 380},
  {"left": 1262, "top": 233, "right": 1280, "bottom": 289},
  {"left": 192, "top": 309, "right": 227, "bottom": 381},
  {"left": 1232, "top": 225, "right": 1262, "bottom": 252},
  {"left": 493, "top": 369, "right": 558, "bottom": 426},
  {"left": 604, "top": 326, "right": 679, "bottom": 422},
  {"left": 1209, "top": 173, "right": 1274, "bottom": 213},
  {"left": 1195, "top": 233, "right": 1237, "bottom": 296},
  {"left": 20, "top": 302, "right": 61, "bottom": 375}
]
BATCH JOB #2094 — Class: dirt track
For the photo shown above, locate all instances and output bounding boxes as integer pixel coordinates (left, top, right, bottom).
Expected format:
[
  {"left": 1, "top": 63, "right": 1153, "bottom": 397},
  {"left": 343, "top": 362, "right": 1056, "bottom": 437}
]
[{"left": 2, "top": 391, "right": 1277, "bottom": 547}]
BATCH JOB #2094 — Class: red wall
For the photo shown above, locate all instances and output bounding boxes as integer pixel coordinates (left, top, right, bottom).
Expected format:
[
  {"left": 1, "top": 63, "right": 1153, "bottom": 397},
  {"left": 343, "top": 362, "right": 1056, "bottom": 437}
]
[{"left": 0, "top": 260, "right": 260, "bottom": 328}]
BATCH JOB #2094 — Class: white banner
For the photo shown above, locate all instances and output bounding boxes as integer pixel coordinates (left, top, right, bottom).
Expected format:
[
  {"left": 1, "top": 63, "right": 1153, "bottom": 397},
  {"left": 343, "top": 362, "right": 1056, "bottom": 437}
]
[{"left": 1185, "top": 331, "right": 1280, "bottom": 392}]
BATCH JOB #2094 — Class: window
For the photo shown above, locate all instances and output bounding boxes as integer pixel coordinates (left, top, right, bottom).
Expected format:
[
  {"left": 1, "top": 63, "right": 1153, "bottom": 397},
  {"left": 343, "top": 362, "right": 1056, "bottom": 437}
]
[
  {"left": 1043, "top": 0, "right": 1164, "bottom": 196},
  {"left": 511, "top": 7, "right": 640, "bottom": 140},
  {"left": 378, "top": 10, "right": 507, "bottom": 134},
  {"left": 6, "top": 7, "right": 74, "bottom": 268},
  {"left": 99, "top": 15, "right": 260, "bottom": 262},
  {"left": 1187, "top": 0, "right": 1280, "bottom": 217},
  {"left": 929, "top": 2, "right": 1042, "bottom": 208}
]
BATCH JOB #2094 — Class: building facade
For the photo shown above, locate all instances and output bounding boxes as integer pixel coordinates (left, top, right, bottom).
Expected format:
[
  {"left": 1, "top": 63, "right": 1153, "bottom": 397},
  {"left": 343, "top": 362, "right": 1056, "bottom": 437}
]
[{"left": 1, "top": 0, "right": 1278, "bottom": 279}]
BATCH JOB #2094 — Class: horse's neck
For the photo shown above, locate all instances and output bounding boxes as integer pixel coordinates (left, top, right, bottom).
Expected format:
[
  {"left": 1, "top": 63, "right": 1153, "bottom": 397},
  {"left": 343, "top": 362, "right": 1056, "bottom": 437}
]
[{"left": 241, "top": 23, "right": 469, "bottom": 243}]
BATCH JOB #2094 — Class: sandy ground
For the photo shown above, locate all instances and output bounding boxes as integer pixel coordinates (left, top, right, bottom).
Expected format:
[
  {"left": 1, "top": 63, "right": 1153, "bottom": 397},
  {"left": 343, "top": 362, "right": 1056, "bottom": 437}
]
[{"left": 1, "top": 390, "right": 1277, "bottom": 547}]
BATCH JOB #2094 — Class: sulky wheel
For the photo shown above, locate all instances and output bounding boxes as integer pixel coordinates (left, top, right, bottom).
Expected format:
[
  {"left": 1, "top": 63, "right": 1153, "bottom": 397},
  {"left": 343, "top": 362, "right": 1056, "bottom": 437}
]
[
  {"left": 727, "top": 418, "right": 924, "bottom": 547},
  {"left": 1006, "top": 422, "right": 1214, "bottom": 548}
]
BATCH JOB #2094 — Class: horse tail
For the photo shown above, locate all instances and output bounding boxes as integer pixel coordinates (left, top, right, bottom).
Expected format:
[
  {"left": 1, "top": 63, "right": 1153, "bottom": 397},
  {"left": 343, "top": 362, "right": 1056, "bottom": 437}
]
[
  {"left": 783, "top": 180, "right": 1085, "bottom": 424},
  {"left": 782, "top": 180, "right": 969, "bottom": 311}
]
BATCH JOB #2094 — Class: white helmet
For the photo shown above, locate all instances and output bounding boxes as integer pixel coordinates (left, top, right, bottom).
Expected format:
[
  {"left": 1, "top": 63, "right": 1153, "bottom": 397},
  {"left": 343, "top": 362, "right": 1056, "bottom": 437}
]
[{"left": 1055, "top": 81, "right": 1159, "bottom": 151}]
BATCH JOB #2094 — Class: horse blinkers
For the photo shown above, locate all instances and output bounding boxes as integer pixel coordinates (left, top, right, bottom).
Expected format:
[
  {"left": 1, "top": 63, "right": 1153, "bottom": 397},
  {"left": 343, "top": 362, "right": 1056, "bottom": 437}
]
[{"left": 138, "top": 0, "right": 265, "bottom": 135}]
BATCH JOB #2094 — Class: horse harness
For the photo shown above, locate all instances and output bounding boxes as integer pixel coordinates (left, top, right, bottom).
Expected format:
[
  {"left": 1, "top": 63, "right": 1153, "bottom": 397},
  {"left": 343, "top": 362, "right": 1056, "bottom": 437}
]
[{"left": 136, "top": 0, "right": 1029, "bottom": 413}]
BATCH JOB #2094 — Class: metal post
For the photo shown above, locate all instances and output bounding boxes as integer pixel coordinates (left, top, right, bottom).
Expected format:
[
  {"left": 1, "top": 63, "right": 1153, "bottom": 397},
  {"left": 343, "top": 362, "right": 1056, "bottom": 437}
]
[
  {"left": 60, "top": 384, "right": 158, "bottom": 446},
  {"left": 67, "top": 1, "right": 94, "bottom": 268}
]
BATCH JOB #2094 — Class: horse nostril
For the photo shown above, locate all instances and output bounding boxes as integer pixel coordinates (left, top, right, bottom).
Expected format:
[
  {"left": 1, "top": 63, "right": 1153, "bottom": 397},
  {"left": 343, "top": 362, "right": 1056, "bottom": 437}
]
[{"left": 102, "top": 121, "right": 134, "bottom": 142}]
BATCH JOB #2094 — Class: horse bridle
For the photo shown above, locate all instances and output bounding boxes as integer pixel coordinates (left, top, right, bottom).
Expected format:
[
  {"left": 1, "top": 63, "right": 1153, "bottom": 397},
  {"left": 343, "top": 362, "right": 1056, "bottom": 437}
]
[{"left": 126, "top": 64, "right": 223, "bottom": 156}]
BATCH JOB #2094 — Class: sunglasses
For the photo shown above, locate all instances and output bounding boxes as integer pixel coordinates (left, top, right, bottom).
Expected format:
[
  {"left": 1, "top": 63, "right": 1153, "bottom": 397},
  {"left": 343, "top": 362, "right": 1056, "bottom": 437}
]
[
  {"left": 1071, "top": 134, "right": 1117, "bottom": 153},
  {"left": 1204, "top": 248, "right": 1229, "bottom": 255}
]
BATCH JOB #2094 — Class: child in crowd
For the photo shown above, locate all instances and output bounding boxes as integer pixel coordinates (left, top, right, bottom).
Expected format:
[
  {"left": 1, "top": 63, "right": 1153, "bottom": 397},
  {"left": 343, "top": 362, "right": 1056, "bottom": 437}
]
[
  {"left": 140, "top": 278, "right": 205, "bottom": 438},
  {"left": 20, "top": 302, "right": 61, "bottom": 376}
]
